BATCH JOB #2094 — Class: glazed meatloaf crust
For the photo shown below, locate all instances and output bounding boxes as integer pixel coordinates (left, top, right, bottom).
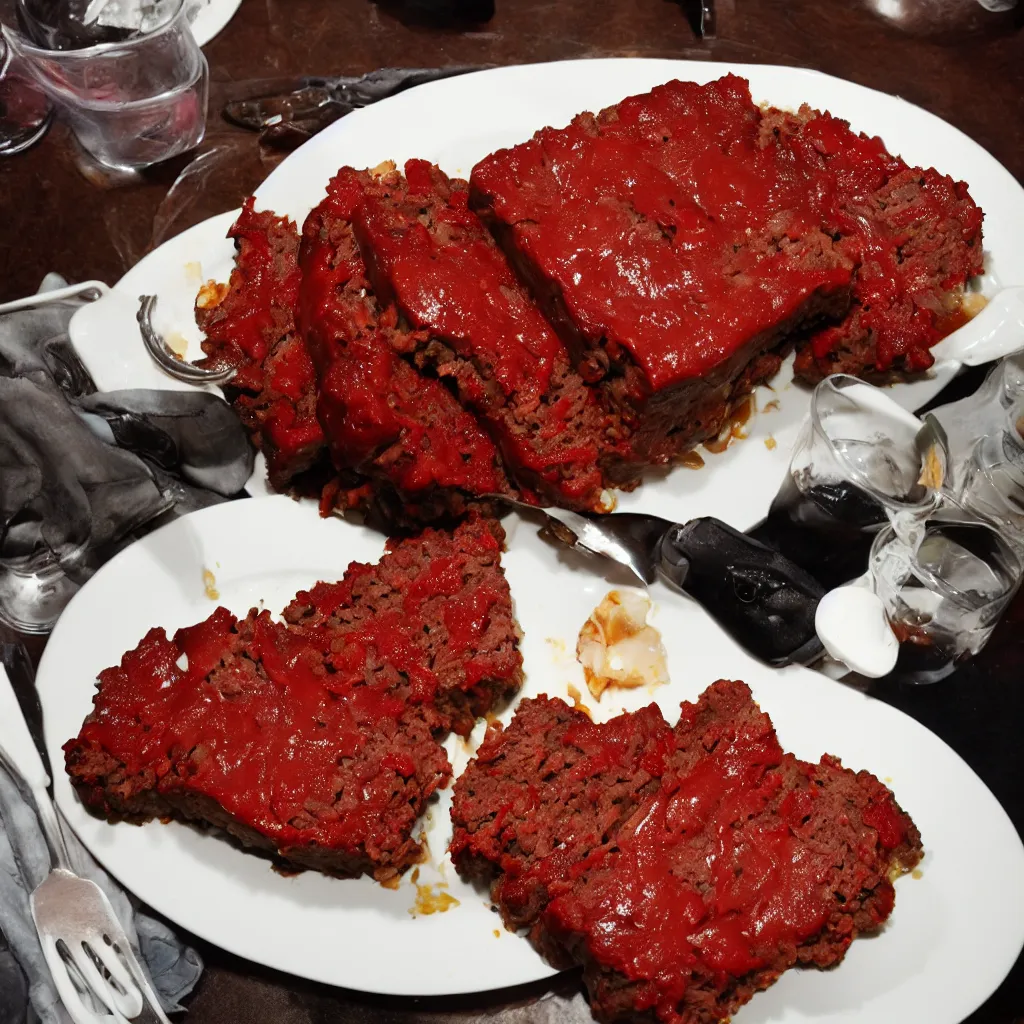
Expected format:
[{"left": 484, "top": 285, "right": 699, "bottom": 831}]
[
  {"left": 195, "top": 200, "right": 327, "bottom": 490},
  {"left": 470, "top": 75, "right": 855, "bottom": 470},
  {"left": 351, "top": 159, "right": 628, "bottom": 507},
  {"left": 283, "top": 512, "right": 523, "bottom": 738},
  {"left": 298, "top": 168, "right": 513, "bottom": 525},
  {"left": 65, "top": 516, "right": 523, "bottom": 882},
  {"left": 765, "top": 105, "right": 985, "bottom": 381},
  {"left": 451, "top": 680, "right": 922, "bottom": 1024}
]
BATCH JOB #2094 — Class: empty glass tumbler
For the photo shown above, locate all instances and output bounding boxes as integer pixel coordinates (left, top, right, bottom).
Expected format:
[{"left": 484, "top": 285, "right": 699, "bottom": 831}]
[
  {"left": 870, "top": 516, "right": 1021, "bottom": 683},
  {"left": 957, "top": 398, "right": 1024, "bottom": 547},
  {"left": 2, "top": 0, "right": 208, "bottom": 170},
  {"left": 0, "top": 35, "right": 52, "bottom": 153}
]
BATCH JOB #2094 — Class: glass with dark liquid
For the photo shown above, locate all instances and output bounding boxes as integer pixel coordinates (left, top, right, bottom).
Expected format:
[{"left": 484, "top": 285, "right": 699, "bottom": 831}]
[{"left": 749, "top": 374, "right": 946, "bottom": 592}]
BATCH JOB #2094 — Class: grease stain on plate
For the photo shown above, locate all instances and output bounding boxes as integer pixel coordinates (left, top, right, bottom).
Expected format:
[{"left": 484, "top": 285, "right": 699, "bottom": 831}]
[
  {"left": 409, "top": 868, "right": 460, "bottom": 917},
  {"left": 202, "top": 569, "right": 219, "bottom": 600}
]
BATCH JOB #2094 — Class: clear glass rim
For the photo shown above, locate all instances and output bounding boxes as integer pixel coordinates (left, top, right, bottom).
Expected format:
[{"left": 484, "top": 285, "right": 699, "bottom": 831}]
[
  {"left": 4, "top": 0, "right": 187, "bottom": 60},
  {"left": 809, "top": 373, "right": 944, "bottom": 513},
  {"left": 1005, "top": 395, "right": 1024, "bottom": 448},
  {"left": 870, "top": 515, "right": 1021, "bottom": 609}
]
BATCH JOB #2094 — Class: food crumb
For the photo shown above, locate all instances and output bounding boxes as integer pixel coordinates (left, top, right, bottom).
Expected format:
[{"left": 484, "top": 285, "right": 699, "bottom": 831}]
[
  {"left": 409, "top": 878, "right": 461, "bottom": 917},
  {"left": 493, "top": 929, "right": 501, "bottom": 938},
  {"left": 680, "top": 450, "right": 705, "bottom": 470},
  {"left": 912, "top": 868, "right": 923, "bottom": 880},
  {"left": 764, "top": 435, "right": 777, "bottom": 451},
  {"left": 762, "top": 398, "right": 780, "bottom": 413},
  {"left": 202, "top": 569, "right": 219, "bottom": 600},
  {"left": 577, "top": 590, "right": 669, "bottom": 699},
  {"left": 164, "top": 331, "right": 190, "bottom": 360},
  {"left": 566, "top": 684, "right": 593, "bottom": 720},
  {"left": 703, "top": 395, "right": 753, "bottom": 454},
  {"left": 961, "top": 291, "right": 988, "bottom": 318},
  {"left": 196, "top": 279, "right": 229, "bottom": 310},
  {"left": 379, "top": 873, "right": 402, "bottom": 891},
  {"left": 918, "top": 444, "right": 944, "bottom": 490}
]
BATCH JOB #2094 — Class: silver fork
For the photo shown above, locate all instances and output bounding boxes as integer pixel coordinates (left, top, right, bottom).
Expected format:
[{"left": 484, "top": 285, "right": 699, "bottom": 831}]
[{"left": 0, "top": 665, "right": 172, "bottom": 1024}]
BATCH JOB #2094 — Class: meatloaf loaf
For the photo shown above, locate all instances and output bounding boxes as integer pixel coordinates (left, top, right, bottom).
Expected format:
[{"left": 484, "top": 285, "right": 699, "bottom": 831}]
[
  {"left": 766, "top": 105, "right": 985, "bottom": 381},
  {"left": 451, "top": 680, "right": 922, "bottom": 1023},
  {"left": 65, "top": 516, "right": 522, "bottom": 882},
  {"left": 195, "top": 200, "right": 327, "bottom": 491},
  {"left": 350, "top": 159, "right": 627, "bottom": 507},
  {"left": 470, "top": 75, "right": 855, "bottom": 469},
  {"left": 298, "top": 168, "right": 513, "bottom": 525}
]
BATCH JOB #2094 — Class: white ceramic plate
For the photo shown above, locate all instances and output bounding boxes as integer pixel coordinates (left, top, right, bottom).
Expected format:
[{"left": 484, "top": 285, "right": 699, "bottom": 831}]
[
  {"left": 37, "top": 495, "right": 1024, "bottom": 1018},
  {"left": 189, "top": 0, "right": 242, "bottom": 47},
  {"left": 69, "top": 57, "right": 1024, "bottom": 530}
]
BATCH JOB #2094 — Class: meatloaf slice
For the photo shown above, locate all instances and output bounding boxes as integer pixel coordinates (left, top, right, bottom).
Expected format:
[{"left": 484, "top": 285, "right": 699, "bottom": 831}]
[
  {"left": 194, "top": 200, "right": 327, "bottom": 491},
  {"left": 298, "top": 168, "right": 512, "bottom": 526},
  {"left": 284, "top": 514, "right": 523, "bottom": 737},
  {"left": 470, "top": 75, "right": 854, "bottom": 470},
  {"left": 350, "top": 160, "right": 628, "bottom": 506},
  {"left": 767, "top": 106, "right": 985, "bottom": 381},
  {"left": 64, "top": 607, "right": 451, "bottom": 881},
  {"left": 65, "top": 516, "right": 523, "bottom": 881},
  {"left": 451, "top": 680, "right": 922, "bottom": 1024}
]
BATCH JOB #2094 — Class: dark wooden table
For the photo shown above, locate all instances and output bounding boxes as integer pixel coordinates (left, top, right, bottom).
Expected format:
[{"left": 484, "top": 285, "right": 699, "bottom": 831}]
[{"left": 2, "top": 0, "right": 1024, "bottom": 1021}]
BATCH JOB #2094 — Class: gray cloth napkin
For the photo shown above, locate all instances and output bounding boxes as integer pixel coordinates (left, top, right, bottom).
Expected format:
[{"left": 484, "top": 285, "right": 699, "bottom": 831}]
[
  {"left": 0, "top": 762, "right": 204, "bottom": 1022},
  {"left": 0, "top": 277, "right": 257, "bottom": 1019},
  {"left": 0, "top": 283, "right": 255, "bottom": 578}
]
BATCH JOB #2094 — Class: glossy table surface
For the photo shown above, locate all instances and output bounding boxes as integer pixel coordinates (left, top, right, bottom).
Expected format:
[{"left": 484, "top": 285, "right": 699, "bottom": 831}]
[{"left": 1, "top": 0, "right": 1023, "bottom": 1020}]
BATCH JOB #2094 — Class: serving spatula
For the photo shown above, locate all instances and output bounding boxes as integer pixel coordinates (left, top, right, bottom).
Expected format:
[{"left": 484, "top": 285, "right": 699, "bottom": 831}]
[{"left": 490, "top": 497, "right": 825, "bottom": 667}]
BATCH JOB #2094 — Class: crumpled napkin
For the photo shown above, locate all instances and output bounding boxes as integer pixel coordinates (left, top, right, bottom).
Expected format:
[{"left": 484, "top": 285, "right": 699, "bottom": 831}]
[
  {"left": 0, "top": 284, "right": 254, "bottom": 580},
  {"left": 0, "top": 755, "right": 204, "bottom": 1022}
]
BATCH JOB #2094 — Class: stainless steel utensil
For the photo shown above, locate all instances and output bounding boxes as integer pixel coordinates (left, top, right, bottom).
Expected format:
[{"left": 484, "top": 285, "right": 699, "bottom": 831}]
[
  {"left": 0, "top": 664, "right": 172, "bottom": 1024},
  {"left": 137, "top": 294, "right": 234, "bottom": 385},
  {"left": 492, "top": 497, "right": 825, "bottom": 667},
  {"left": 222, "top": 65, "right": 490, "bottom": 148}
]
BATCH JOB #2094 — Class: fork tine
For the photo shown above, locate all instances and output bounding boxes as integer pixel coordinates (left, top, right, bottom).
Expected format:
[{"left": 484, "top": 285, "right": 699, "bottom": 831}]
[
  {"left": 88, "top": 937, "right": 144, "bottom": 1017},
  {"left": 40, "top": 934, "right": 105, "bottom": 1024},
  {"left": 113, "top": 938, "right": 174, "bottom": 1024},
  {"left": 67, "top": 940, "right": 138, "bottom": 1022}
]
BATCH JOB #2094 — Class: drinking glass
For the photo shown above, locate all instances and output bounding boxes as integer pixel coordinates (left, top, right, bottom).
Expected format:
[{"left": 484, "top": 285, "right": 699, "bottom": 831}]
[
  {"left": 957, "top": 397, "right": 1024, "bottom": 547},
  {"left": 749, "top": 374, "right": 946, "bottom": 591},
  {"left": 2, "top": 0, "right": 208, "bottom": 170},
  {"left": 0, "top": 34, "right": 52, "bottom": 153},
  {"left": 870, "top": 516, "right": 1021, "bottom": 683},
  {"left": 0, "top": 548, "right": 82, "bottom": 634}
]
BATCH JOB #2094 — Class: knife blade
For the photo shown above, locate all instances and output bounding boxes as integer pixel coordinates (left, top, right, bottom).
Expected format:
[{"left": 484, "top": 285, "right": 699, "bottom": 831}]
[{"left": 223, "top": 65, "right": 491, "bottom": 134}]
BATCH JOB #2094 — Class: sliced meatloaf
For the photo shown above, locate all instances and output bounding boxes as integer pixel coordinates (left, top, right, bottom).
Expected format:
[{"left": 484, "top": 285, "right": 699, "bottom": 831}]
[
  {"left": 194, "top": 200, "right": 327, "bottom": 490},
  {"left": 470, "top": 75, "right": 854, "bottom": 469},
  {"left": 284, "top": 513, "right": 523, "bottom": 737},
  {"left": 451, "top": 680, "right": 923, "bottom": 1024},
  {"left": 350, "top": 159, "right": 629, "bottom": 505},
  {"left": 765, "top": 105, "right": 985, "bottom": 381},
  {"left": 65, "top": 517, "right": 523, "bottom": 881},
  {"left": 298, "top": 168, "right": 513, "bottom": 525}
]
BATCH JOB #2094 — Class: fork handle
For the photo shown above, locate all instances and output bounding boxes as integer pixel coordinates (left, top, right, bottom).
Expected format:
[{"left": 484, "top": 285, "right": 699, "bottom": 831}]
[{"left": 0, "top": 665, "right": 72, "bottom": 870}]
